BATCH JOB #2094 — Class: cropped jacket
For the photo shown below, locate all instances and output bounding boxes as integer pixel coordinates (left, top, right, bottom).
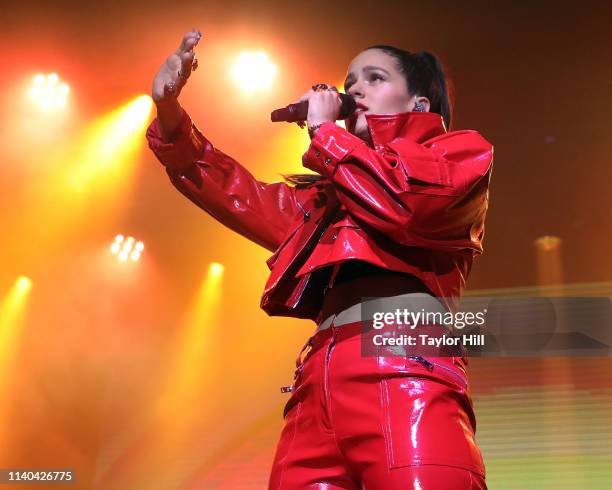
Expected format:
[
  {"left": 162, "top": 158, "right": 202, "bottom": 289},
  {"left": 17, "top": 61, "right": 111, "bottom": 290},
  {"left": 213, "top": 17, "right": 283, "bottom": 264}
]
[{"left": 146, "top": 110, "right": 494, "bottom": 322}]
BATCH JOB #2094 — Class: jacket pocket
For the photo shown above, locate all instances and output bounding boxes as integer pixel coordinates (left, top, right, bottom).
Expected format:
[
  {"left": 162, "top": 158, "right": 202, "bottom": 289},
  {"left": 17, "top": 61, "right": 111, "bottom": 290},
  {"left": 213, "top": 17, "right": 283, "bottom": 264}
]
[{"left": 401, "top": 158, "right": 462, "bottom": 196}]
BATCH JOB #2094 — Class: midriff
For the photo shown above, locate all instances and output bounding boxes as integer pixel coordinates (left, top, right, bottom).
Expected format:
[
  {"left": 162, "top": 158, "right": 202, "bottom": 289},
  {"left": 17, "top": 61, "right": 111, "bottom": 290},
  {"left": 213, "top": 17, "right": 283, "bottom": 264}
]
[{"left": 319, "top": 260, "right": 436, "bottom": 325}]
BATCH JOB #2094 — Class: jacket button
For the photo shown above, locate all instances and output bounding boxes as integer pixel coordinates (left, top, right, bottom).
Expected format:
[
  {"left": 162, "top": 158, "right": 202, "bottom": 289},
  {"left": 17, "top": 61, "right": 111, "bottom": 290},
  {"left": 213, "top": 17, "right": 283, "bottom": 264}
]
[
  {"left": 324, "top": 157, "right": 332, "bottom": 164},
  {"left": 331, "top": 232, "right": 337, "bottom": 240},
  {"left": 315, "top": 150, "right": 321, "bottom": 157}
]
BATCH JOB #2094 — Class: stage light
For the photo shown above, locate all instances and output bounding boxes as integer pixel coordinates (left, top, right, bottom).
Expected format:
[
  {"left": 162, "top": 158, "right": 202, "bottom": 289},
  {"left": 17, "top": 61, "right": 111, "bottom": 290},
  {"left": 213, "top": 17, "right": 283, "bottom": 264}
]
[
  {"left": 29, "top": 72, "right": 70, "bottom": 111},
  {"left": 66, "top": 95, "right": 153, "bottom": 194},
  {"left": 111, "top": 235, "right": 144, "bottom": 262},
  {"left": 209, "top": 262, "right": 224, "bottom": 278},
  {"left": 230, "top": 51, "right": 277, "bottom": 93},
  {"left": 15, "top": 276, "right": 32, "bottom": 294},
  {"left": 535, "top": 235, "right": 563, "bottom": 285},
  {"left": 0, "top": 275, "right": 33, "bottom": 363}
]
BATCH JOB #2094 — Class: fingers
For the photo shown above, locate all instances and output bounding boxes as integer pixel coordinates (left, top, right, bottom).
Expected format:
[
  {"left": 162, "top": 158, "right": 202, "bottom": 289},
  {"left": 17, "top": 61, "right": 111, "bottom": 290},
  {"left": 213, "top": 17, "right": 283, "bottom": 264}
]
[
  {"left": 296, "top": 84, "right": 339, "bottom": 105},
  {"left": 176, "top": 28, "right": 202, "bottom": 55},
  {"left": 297, "top": 90, "right": 314, "bottom": 103},
  {"left": 173, "top": 29, "right": 202, "bottom": 88},
  {"left": 178, "top": 50, "right": 195, "bottom": 81}
]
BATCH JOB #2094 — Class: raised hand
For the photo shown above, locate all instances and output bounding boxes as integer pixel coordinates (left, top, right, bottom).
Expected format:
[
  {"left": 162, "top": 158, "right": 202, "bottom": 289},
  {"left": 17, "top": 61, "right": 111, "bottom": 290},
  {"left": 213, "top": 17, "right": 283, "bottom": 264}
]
[{"left": 152, "top": 29, "right": 202, "bottom": 103}]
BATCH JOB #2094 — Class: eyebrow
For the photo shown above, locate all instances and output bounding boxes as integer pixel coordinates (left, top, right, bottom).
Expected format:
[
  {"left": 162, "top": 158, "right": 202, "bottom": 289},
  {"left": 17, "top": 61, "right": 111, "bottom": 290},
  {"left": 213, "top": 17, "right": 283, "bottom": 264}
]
[{"left": 344, "top": 66, "right": 391, "bottom": 87}]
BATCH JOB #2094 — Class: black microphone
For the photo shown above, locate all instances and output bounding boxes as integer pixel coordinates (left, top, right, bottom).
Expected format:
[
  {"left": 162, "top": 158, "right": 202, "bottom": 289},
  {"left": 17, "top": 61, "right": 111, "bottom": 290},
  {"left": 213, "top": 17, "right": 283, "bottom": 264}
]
[{"left": 271, "top": 94, "right": 357, "bottom": 122}]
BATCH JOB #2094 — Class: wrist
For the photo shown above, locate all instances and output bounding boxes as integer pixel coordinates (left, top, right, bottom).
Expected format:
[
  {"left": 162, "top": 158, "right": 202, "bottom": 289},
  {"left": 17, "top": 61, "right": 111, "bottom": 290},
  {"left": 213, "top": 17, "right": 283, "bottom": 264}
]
[{"left": 307, "top": 120, "right": 332, "bottom": 139}]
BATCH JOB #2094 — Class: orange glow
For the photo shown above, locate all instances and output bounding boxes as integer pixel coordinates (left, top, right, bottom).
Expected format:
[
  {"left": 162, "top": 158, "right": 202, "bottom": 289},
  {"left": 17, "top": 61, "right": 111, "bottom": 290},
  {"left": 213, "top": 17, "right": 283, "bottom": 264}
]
[{"left": 230, "top": 51, "right": 278, "bottom": 93}]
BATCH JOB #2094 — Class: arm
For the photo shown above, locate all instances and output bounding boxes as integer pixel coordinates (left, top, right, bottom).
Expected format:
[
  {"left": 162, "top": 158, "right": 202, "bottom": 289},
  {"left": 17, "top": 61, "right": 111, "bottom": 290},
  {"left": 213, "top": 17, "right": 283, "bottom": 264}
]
[
  {"left": 146, "top": 110, "right": 301, "bottom": 252},
  {"left": 147, "top": 30, "right": 300, "bottom": 252},
  {"left": 302, "top": 122, "right": 493, "bottom": 252}
]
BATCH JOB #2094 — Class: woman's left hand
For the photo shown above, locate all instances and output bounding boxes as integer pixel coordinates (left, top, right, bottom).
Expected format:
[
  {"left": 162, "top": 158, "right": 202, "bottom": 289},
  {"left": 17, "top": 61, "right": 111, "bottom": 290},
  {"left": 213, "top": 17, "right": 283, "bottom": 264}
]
[{"left": 295, "top": 85, "right": 342, "bottom": 128}]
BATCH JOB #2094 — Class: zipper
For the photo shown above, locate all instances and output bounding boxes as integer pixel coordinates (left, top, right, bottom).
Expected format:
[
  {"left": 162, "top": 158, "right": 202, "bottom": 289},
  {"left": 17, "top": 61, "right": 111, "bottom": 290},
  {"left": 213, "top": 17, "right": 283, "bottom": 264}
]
[
  {"left": 324, "top": 337, "right": 336, "bottom": 400},
  {"left": 322, "top": 329, "right": 338, "bottom": 426},
  {"left": 295, "top": 199, "right": 310, "bottom": 221},
  {"left": 408, "top": 355, "right": 467, "bottom": 388}
]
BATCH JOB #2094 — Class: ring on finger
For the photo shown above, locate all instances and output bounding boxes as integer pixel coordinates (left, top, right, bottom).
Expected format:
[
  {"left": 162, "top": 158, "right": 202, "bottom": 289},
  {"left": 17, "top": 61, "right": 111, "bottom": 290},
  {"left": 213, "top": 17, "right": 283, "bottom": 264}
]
[
  {"left": 312, "top": 83, "right": 329, "bottom": 92},
  {"left": 192, "top": 57, "right": 198, "bottom": 71}
]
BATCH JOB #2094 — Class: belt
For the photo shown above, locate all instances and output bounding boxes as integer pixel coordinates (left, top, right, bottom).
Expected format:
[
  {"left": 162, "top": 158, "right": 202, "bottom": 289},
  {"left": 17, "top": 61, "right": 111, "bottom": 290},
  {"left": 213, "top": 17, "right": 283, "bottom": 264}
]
[{"left": 317, "top": 292, "right": 449, "bottom": 332}]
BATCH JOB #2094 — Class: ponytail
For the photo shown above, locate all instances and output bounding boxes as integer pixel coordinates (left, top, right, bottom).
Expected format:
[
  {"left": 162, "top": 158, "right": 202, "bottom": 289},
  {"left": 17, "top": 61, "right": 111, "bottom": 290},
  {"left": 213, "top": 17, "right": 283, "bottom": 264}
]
[{"left": 281, "top": 173, "right": 323, "bottom": 185}]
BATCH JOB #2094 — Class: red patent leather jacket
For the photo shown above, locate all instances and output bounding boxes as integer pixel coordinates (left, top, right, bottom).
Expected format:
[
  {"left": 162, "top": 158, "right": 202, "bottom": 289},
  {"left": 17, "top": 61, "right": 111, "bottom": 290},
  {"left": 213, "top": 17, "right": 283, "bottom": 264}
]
[{"left": 146, "top": 110, "right": 493, "bottom": 322}]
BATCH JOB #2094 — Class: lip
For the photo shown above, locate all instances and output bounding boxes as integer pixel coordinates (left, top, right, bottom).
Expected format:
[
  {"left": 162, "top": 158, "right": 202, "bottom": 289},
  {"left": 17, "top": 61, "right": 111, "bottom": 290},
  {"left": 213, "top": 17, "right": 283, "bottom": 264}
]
[{"left": 355, "top": 102, "right": 368, "bottom": 111}]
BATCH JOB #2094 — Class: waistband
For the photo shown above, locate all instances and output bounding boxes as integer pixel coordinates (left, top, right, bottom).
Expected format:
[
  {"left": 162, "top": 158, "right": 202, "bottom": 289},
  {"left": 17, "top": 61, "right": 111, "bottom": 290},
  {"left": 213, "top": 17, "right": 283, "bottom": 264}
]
[
  {"left": 313, "top": 291, "right": 465, "bottom": 360},
  {"left": 317, "top": 292, "right": 449, "bottom": 333}
]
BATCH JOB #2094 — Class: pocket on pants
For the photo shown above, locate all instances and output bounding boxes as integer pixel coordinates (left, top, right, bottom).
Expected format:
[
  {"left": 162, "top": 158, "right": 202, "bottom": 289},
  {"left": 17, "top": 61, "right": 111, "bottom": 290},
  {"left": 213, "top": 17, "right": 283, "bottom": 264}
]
[
  {"left": 377, "top": 351, "right": 469, "bottom": 391},
  {"left": 380, "top": 376, "right": 485, "bottom": 476}
]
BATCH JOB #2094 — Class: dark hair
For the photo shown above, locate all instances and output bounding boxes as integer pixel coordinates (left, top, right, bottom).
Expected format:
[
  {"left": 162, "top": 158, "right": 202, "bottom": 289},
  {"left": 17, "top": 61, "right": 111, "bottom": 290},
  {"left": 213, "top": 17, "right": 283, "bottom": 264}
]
[
  {"left": 366, "top": 45, "right": 453, "bottom": 130},
  {"left": 281, "top": 173, "right": 322, "bottom": 186},
  {"left": 284, "top": 45, "right": 453, "bottom": 186}
]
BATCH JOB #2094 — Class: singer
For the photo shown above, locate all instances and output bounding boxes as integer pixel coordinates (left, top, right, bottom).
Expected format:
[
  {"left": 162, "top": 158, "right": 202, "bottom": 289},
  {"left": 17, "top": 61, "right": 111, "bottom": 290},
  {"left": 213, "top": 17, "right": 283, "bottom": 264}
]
[{"left": 147, "top": 29, "right": 492, "bottom": 489}]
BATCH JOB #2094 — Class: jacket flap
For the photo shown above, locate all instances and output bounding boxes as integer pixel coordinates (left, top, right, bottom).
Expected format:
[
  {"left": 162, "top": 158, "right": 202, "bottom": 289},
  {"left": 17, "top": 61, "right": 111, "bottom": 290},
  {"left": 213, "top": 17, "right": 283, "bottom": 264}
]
[{"left": 403, "top": 158, "right": 453, "bottom": 187}]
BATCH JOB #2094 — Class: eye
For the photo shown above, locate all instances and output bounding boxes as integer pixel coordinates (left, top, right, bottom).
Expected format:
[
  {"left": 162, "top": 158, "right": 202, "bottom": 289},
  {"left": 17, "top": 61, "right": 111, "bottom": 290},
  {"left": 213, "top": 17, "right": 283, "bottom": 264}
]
[{"left": 369, "top": 73, "right": 384, "bottom": 82}]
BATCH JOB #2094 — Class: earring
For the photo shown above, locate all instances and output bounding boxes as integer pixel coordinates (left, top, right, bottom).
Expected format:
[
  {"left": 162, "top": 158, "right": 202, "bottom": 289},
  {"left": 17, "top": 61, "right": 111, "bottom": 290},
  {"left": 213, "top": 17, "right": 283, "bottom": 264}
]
[{"left": 414, "top": 102, "right": 425, "bottom": 112}]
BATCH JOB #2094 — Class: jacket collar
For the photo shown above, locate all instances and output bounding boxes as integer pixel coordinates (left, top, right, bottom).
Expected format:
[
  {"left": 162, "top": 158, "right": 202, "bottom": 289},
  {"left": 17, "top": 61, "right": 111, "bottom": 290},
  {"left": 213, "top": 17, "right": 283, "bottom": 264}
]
[{"left": 364, "top": 111, "right": 447, "bottom": 148}]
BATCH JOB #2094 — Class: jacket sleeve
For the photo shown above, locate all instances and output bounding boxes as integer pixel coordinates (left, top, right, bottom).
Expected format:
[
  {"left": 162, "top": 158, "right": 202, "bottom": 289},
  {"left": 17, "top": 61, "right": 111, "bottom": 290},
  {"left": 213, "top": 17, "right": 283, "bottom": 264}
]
[
  {"left": 301, "top": 122, "right": 493, "bottom": 252},
  {"left": 146, "top": 110, "right": 300, "bottom": 252}
]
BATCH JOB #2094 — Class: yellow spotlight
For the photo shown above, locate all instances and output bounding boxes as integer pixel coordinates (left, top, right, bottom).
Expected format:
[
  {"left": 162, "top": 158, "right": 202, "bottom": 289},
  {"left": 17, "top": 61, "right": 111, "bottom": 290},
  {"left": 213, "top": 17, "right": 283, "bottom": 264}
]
[
  {"left": 66, "top": 95, "right": 153, "bottom": 194},
  {"left": 0, "top": 276, "right": 33, "bottom": 365},
  {"left": 209, "top": 262, "right": 224, "bottom": 278},
  {"left": 29, "top": 72, "right": 70, "bottom": 111},
  {"left": 0, "top": 275, "right": 33, "bottom": 447},
  {"left": 155, "top": 261, "right": 224, "bottom": 424},
  {"left": 230, "top": 51, "right": 277, "bottom": 93},
  {"left": 15, "top": 276, "right": 32, "bottom": 294}
]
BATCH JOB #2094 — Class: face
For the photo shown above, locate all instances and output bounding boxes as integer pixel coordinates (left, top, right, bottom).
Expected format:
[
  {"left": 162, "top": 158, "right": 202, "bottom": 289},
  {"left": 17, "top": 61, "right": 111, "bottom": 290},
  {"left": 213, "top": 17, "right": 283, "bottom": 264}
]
[{"left": 343, "top": 49, "right": 423, "bottom": 141}]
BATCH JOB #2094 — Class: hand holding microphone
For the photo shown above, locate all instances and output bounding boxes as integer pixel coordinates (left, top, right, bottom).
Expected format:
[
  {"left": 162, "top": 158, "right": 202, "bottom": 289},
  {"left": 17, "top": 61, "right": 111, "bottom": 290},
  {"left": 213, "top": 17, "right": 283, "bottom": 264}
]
[{"left": 271, "top": 84, "right": 357, "bottom": 137}]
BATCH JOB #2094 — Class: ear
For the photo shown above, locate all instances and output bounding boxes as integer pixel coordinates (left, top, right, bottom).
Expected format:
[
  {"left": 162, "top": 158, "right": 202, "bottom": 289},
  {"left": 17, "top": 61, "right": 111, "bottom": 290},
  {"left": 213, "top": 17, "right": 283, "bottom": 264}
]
[{"left": 415, "top": 96, "right": 431, "bottom": 112}]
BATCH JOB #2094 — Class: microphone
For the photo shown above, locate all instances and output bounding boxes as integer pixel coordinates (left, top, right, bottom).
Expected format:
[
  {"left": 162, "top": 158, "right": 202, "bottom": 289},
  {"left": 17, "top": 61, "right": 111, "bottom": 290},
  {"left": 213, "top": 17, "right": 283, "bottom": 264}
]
[{"left": 270, "top": 94, "right": 357, "bottom": 122}]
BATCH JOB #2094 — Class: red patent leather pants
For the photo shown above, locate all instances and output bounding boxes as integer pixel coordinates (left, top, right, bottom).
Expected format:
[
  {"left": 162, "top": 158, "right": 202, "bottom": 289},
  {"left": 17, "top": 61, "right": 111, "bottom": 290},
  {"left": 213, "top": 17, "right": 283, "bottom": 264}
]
[{"left": 268, "top": 320, "right": 487, "bottom": 489}]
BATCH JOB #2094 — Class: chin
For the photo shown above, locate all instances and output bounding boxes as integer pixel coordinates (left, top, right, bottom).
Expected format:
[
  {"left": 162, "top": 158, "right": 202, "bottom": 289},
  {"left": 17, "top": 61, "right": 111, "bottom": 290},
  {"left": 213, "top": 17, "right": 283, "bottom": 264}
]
[
  {"left": 344, "top": 114, "right": 370, "bottom": 143},
  {"left": 354, "top": 117, "right": 369, "bottom": 140}
]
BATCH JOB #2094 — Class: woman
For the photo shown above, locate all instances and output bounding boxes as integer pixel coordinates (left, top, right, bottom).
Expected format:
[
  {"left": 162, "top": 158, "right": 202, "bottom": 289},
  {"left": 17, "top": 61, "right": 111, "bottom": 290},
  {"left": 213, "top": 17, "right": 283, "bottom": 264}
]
[{"left": 147, "top": 29, "right": 493, "bottom": 490}]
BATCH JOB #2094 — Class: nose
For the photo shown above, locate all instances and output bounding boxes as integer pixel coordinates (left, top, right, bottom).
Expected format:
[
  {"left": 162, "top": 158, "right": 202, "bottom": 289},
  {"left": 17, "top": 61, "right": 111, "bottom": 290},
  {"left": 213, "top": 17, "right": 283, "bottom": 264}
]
[{"left": 347, "top": 81, "right": 364, "bottom": 98}]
